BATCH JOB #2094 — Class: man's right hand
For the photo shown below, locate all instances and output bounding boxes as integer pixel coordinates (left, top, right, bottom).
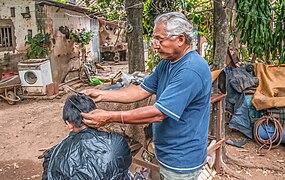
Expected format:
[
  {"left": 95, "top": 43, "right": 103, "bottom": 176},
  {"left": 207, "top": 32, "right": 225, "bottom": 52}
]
[{"left": 81, "top": 89, "right": 103, "bottom": 103}]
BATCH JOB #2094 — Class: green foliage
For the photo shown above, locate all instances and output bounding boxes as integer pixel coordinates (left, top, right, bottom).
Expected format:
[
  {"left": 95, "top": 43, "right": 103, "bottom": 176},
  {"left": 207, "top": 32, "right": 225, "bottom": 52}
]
[
  {"left": 271, "top": 1, "right": 285, "bottom": 64},
  {"left": 236, "top": 0, "right": 273, "bottom": 62},
  {"left": 68, "top": 29, "right": 94, "bottom": 48},
  {"left": 203, "top": 42, "right": 214, "bottom": 65},
  {"left": 143, "top": 0, "right": 213, "bottom": 69},
  {"left": 239, "top": 46, "right": 250, "bottom": 63},
  {"left": 146, "top": 47, "right": 160, "bottom": 72},
  {"left": 89, "top": 0, "right": 125, "bottom": 20},
  {"left": 236, "top": 0, "right": 285, "bottom": 65},
  {"left": 143, "top": 0, "right": 182, "bottom": 39},
  {"left": 25, "top": 33, "right": 51, "bottom": 59},
  {"left": 52, "top": 0, "right": 66, "bottom": 3}
]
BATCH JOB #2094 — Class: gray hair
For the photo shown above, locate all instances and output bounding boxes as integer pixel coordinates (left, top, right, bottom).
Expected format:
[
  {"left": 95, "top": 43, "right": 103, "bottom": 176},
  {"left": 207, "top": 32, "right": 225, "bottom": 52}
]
[{"left": 154, "top": 12, "right": 194, "bottom": 45}]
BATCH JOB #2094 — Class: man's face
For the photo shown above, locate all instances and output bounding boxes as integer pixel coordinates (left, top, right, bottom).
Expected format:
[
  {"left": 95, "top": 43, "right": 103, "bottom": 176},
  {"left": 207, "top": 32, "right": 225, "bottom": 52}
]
[{"left": 152, "top": 23, "right": 181, "bottom": 62}]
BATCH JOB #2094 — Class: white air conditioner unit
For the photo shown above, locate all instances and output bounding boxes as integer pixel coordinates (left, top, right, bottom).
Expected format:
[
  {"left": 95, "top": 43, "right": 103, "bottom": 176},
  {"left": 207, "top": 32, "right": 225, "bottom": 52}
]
[{"left": 18, "top": 59, "right": 53, "bottom": 95}]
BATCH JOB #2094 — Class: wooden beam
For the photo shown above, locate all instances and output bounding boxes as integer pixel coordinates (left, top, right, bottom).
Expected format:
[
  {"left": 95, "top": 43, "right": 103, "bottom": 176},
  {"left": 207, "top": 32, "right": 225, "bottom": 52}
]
[
  {"left": 214, "top": 100, "right": 224, "bottom": 173},
  {"left": 211, "top": 93, "right": 226, "bottom": 104},
  {"left": 132, "top": 157, "right": 160, "bottom": 172},
  {"left": 208, "top": 139, "right": 225, "bottom": 154}
]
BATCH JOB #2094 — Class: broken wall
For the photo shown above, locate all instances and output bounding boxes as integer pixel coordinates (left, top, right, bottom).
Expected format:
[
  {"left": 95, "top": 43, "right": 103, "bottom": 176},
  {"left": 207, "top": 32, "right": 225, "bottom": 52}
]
[
  {"left": 0, "top": 0, "right": 38, "bottom": 73},
  {"left": 0, "top": 0, "right": 100, "bottom": 84},
  {"left": 41, "top": 5, "right": 98, "bottom": 83}
]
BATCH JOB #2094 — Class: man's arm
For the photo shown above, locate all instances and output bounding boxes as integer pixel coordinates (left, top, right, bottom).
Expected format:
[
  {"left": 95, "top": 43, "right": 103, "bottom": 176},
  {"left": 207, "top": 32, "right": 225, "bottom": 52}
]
[
  {"left": 82, "top": 85, "right": 152, "bottom": 103},
  {"left": 81, "top": 105, "right": 167, "bottom": 128}
]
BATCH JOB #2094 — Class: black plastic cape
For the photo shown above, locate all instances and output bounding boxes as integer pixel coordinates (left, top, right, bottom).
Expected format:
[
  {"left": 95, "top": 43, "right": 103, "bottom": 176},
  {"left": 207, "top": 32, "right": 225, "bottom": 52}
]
[{"left": 42, "top": 128, "right": 132, "bottom": 180}]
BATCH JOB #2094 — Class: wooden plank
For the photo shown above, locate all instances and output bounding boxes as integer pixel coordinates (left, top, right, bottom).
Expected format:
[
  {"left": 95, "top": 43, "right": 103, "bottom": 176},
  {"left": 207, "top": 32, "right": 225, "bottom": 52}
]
[
  {"left": 208, "top": 139, "right": 225, "bottom": 154},
  {"left": 132, "top": 147, "right": 159, "bottom": 172},
  {"left": 210, "top": 93, "right": 226, "bottom": 104},
  {"left": 215, "top": 100, "right": 223, "bottom": 173},
  {"left": 130, "top": 143, "right": 142, "bottom": 154},
  {"left": 132, "top": 157, "right": 160, "bottom": 172}
]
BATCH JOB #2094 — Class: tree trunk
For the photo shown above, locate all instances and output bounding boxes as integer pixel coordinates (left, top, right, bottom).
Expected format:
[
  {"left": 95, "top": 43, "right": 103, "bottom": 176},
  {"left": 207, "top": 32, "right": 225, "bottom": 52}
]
[
  {"left": 210, "top": 0, "right": 229, "bottom": 141},
  {"left": 213, "top": 0, "right": 229, "bottom": 70},
  {"left": 125, "top": 0, "right": 145, "bottom": 73},
  {"left": 226, "top": 0, "right": 240, "bottom": 67}
]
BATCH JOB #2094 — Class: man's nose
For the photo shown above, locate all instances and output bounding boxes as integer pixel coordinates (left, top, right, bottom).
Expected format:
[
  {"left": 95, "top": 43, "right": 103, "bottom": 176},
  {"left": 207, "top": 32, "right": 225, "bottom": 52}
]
[{"left": 153, "top": 43, "right": 160, "bottom": 49}]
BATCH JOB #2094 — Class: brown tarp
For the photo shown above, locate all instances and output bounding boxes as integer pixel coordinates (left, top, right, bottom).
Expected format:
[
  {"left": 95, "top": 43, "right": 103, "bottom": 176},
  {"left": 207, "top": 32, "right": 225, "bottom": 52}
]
[
  {"left": 212, "top": 70, "right": 223, "bottom": 83},
  {"left": 211, "top": 69, "right": 226, "bottom": 94},
  {"left": 252, "top": 63, "right": 285, "bottom": 110}
]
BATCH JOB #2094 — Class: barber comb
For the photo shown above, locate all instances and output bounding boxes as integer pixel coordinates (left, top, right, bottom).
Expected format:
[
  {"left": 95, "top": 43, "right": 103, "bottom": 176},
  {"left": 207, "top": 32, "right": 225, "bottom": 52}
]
[
  {"left": 64, "top": 85, "right": 84, "bottom": 96},
  {"left": 68, "top": 98, "right": 83, "bottom": 113}
]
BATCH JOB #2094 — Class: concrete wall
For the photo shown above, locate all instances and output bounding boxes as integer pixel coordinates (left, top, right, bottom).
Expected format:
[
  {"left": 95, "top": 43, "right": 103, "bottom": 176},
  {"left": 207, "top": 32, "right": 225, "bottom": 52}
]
[
  {"left": 0, "top": 0, "right": 37, "bottom": 73},
  {"left": 0, "top": 0, "right": 38, "bottom": 55},
  {"left": 0, "top": 0, "right": 99, "bottom": 83},
  {"left": 42, "top": 5, "right": 98, "bottom": 83}
]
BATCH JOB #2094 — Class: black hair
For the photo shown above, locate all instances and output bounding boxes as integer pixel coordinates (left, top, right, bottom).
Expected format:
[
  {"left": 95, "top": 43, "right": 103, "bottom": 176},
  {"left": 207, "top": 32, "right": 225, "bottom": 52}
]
[{"left": 63, "top": 94, "right": 96, "bottom": 128}]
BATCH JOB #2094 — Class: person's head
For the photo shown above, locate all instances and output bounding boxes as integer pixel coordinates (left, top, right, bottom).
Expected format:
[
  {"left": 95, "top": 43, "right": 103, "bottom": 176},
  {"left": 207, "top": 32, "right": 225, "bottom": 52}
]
[
  {"left": 153, "top": 12, "right": 194, "bottom": 62},
  {"left": 63, "top": 94, "right": 96, "bottom": 132}
]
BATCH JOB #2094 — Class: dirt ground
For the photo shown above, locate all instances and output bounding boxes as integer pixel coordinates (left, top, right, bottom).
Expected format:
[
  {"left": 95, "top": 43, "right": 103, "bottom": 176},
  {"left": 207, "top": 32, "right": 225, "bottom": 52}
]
[{"left": 0, "top": 63, "right": 284, "bottom": 180}]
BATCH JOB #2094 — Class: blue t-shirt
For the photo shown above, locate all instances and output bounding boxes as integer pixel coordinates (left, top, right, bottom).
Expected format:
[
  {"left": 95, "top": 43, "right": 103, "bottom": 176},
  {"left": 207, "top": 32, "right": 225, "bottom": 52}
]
[{"left": 140, "top": 50, "right": 212, "bottom": 173}]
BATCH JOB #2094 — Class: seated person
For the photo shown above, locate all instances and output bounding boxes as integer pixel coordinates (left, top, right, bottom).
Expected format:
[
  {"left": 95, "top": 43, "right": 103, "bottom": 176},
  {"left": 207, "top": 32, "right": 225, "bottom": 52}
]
[{"left": 42, "top": 94, "right": 132, "bottom": 180}]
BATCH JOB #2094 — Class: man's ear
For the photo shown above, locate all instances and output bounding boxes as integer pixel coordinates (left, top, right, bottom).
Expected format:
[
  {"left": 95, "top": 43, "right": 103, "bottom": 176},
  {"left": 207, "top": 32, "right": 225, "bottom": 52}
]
[
  {"left": 65, "top": 121, "right": 74, "bottom": 131},
  {"left": 177, "top": 35, "right": 186, "bottom": 47}
]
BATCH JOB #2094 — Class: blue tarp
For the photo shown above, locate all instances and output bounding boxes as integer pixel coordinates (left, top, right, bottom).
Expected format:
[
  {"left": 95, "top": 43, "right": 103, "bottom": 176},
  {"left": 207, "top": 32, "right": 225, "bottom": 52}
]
[{"left": 229, "top": 95, "right": 261, "bottom": 139}]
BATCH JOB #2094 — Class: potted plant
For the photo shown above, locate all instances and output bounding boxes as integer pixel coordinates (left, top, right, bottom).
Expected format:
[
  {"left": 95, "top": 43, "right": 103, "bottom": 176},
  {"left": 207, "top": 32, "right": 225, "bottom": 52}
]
[
  {"left": 18, "top": 32, "right": 54, "bottom": 96},
  {"left": 25, "top": 32, "right": 52, "bottom": 60}
]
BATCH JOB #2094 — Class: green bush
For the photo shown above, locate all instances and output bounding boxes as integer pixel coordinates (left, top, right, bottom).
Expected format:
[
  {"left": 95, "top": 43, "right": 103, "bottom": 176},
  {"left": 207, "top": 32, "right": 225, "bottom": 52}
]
[{"left": 25, "top": 33, "right": 51, "bottom": 59}]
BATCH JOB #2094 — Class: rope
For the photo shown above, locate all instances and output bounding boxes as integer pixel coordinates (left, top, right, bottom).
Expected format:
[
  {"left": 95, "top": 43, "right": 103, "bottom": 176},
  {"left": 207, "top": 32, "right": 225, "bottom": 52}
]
[{"left": 253, "top": 115, "right": 283, "bottom": 152}]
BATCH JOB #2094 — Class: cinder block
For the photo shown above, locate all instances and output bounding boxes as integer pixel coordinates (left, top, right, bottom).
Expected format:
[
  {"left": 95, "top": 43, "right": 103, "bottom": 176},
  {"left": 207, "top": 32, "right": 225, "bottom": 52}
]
[{"left": 46, "top": 83, "right": 55, "bottom": 96}]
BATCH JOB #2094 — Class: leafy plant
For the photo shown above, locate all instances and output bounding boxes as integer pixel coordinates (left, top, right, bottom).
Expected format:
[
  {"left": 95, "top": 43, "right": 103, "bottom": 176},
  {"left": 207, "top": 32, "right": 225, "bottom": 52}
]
[
  {"left": 236, "top": 0, "right": 273, "bottom": 62},
  {"left": 146, "top": 47, "right": 160, "bottom": 72},
  {"left": 52, "top": 0, "right": 66, "bottom": 3},
  {"left": 272, "top": 1, "right": 285, "bottom": 65},
  {"left": 239, "top": 45, "right": 251, "bottom": 64},
  {"left": 235, "top": 0, "right": 285, "bottom": 65},
  {"left": 68, "top": 29, "right": 94, "bottom": 48},
  {"left": 25, "top": 33, "right": 51, "bottom": 59},
  {"left": 89, "top": 0, "right": 125, "bottom": 21}
]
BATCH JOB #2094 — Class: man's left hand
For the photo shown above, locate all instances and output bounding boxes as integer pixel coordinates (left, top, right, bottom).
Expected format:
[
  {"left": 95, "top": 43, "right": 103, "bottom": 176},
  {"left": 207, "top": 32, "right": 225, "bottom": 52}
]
[{"left": 81, "top": 109, "right": 111, "bottom": 128}]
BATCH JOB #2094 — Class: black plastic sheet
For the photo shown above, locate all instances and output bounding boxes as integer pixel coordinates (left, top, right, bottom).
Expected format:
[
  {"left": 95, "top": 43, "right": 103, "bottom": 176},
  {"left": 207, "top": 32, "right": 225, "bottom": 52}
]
[{"left": 43, "top": 128, "right": 132, "bottom": 180}]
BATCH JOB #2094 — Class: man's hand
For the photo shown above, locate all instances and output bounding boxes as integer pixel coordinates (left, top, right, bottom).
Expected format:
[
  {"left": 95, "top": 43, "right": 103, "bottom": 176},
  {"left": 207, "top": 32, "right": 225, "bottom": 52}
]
[
  {"left": 81, "top": 109, "right": 111, "bottom": 128},
  {"left": 81, "top": 89, "right": 102, "bottom": 102}
]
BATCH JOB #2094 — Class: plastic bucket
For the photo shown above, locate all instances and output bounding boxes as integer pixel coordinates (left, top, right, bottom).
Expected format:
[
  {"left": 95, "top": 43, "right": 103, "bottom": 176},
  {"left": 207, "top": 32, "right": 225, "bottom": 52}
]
[{"left": 258, "top": 125, "right": 285, "bottom": 144}]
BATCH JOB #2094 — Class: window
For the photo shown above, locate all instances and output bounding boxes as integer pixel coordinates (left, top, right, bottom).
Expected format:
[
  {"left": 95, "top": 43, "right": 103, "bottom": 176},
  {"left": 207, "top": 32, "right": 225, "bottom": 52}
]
[
  {"left": 10, "top": 7, "right": 15, "bottom": 17},
  {"left": 0, "top": 27, "right": 13, "bottom": 48},
  {"left": 27, "top": 29, "right": 32, "bottom": 39},
  {"left": 25, "top": 7, "right": 30, "bottom": 13},
  {"left": 0, "top": 20, "right": 15, "bottom": 52}
]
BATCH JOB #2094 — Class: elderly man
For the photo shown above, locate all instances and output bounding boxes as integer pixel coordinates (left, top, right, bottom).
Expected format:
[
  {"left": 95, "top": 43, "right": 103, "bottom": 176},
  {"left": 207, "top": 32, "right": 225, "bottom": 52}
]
[{"left": 82, "top": 12, "right": 212, "bottom": 180}]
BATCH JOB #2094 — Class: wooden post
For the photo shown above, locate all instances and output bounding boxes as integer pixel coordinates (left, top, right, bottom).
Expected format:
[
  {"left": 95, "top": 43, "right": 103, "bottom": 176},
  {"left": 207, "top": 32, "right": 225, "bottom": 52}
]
[{"left": 215, "top": 99, "right": 223, "bottom": 173}]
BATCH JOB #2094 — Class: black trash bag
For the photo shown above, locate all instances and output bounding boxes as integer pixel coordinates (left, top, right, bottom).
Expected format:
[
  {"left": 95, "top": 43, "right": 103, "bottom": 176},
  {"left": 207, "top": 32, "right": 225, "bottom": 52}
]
[
  {"left": 41, "top": 146, "right": 56, "bottom": 180},
  {"left": 42, "top": 128, "right": 132, "bottom": 180}
]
